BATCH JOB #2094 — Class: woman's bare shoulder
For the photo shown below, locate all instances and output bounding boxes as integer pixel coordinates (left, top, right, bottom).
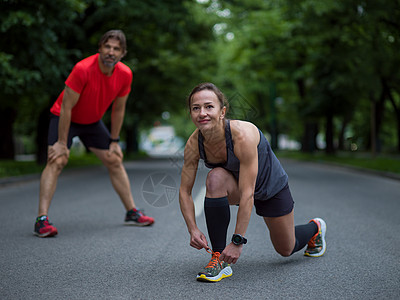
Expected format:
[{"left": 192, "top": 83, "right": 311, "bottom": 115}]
[{"left": 230, "top": 120, "right": 259, "bottom": 143}]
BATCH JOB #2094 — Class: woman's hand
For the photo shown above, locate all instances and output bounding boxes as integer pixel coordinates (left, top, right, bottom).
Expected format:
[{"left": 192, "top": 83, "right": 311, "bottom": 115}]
[
  {"left": 190, "top": 229, "right": 209, "bottom": 250},
  {"left": 220, "top": 243, "right": 243, "bottom": 264}
]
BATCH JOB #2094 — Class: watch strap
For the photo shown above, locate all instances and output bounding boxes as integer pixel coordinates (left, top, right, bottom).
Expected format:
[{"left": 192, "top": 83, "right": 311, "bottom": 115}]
[{"left": 109, "top": 137, "right": 120, "bottom": 143}]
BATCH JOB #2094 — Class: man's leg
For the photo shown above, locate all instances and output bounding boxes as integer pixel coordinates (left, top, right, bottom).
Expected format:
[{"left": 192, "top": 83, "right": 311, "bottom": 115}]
[
  {"left": 89, "top": 147, "right": 154, "bottom": 226},
  {"left": 35, "top": 149, "right": 68, "bottom": 237},
  {"left": 89, "top": 147, "right": 135, "bottom": 210},
  {"left": 38, "top": 153, "right": 69, "bottom": 216}
]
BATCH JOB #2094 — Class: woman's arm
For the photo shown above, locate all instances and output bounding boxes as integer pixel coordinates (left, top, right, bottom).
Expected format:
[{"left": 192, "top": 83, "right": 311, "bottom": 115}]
[
  {"left": 220, "top": 121, "right": 259, "bottom": 264},
  {"left": 179, "top": 131, "right": 209, "bottom": 250}
]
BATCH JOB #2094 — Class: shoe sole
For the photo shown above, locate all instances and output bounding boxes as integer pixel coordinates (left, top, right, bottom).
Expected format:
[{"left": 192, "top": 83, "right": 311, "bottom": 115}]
[
  {"left": 304, "top": 218, "right": 327, "bottom": 257},
  {"left": 196, "top": 266, "right": 233, "bottom": 282},
  {"left": 124, "top": 221, "right": 154, "bottom": 227},
  {"left": 33, "top": 231, "right": 58, "bottom": 238}
]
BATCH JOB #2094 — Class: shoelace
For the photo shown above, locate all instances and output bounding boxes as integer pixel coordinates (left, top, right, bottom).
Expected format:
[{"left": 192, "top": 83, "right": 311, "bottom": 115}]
[
  {"left": 308, "top": 223, "right": 321, "bottom": 246},
  {"left": 205, "top": 248, "right": 222, "bottom": 269}
]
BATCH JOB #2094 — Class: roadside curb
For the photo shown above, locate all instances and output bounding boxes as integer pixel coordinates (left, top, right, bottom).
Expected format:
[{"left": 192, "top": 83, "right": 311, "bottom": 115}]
[
  {"left": 1, "top": 158, "right": 399, "bottom": 188},
  {"left": 0, "top": 165, "right": 103, "bottom": 188},
  {"left": 280, "top": 158, "right": 400, "bottom": 181},
  {"left": 0, "top": 173, "right": 41, "bottom": 187}
]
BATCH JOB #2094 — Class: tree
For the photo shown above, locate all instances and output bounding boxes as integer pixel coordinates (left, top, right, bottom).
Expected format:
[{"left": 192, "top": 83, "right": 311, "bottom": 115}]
[
  {"left": 1, "top": 0, "right": 218, "bottom": 160},
  {"left": 0, "top": 0, "right": 87, "bottom": 160}
]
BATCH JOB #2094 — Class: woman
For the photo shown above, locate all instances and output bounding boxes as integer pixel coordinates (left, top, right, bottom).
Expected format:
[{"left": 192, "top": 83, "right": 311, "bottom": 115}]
[{"left": 179, "top": 83, "right": 326, "bottom": 282}]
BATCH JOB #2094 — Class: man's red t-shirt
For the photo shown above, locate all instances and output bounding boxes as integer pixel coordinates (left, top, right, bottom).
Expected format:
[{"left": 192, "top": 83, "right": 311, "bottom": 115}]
[{"left": 50, "top": 53, "right": 133, "bottom": 124}]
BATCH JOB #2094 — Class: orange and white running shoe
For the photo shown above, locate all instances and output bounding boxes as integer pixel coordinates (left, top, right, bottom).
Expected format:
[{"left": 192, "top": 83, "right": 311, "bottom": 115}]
[
  {"left": 197, "top": 249, "right": 232, "bottom": 282},
  {"left": 304, "top": 218, "right": 327, "bottom": 257}
]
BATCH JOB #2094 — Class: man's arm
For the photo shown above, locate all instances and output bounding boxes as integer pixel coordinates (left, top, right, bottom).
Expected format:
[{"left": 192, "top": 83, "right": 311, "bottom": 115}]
[
  {"left": 108, "top": 94, "right": 129, "bottom": 158},
  {"left": 110, "top": 95, "right": 129, "bottom": 140},
  {"left": 48, "top": 86, "right": 80, "bottom": 163}
]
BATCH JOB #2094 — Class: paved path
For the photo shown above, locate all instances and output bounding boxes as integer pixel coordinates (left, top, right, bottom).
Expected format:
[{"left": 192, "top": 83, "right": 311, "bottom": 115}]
[{"left": 0, "top": 158, "right": 399, "bottom": 299}]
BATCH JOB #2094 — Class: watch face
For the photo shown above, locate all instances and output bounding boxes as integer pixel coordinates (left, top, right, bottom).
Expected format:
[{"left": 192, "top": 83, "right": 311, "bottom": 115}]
[{"left": 232, "top": 234, "right": 242, "bottom": 245}]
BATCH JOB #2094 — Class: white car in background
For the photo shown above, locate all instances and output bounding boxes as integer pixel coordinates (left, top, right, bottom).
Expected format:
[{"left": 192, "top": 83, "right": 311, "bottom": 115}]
[{"left": 140, "top": 126, "right": 184, "bottom": 158}]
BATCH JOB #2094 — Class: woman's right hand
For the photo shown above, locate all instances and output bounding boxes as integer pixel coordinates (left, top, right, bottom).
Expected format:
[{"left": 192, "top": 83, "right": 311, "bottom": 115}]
[{"left": 190, "top": 229, "right": 209, "bottom": 250}]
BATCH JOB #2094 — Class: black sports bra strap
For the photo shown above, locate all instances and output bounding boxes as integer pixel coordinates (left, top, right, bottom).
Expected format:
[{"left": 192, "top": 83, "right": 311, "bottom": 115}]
[
  {"left": 198, "top": 130, "right": 206, "bottom": 161},
  {"left": 225, "top": 119, "right": 233, "bottom": 149}
]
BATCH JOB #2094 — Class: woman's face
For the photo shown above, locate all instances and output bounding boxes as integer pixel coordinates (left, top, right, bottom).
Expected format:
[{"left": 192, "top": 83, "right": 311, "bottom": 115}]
[{"left": 190, "top": 90, "right": 225, "bottom": 131}]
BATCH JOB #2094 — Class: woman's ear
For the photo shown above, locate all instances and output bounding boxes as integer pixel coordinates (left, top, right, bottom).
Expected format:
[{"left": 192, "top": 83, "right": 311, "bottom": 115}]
[{"left": 220, "top": 106, "right": 226, "bottom": 119}]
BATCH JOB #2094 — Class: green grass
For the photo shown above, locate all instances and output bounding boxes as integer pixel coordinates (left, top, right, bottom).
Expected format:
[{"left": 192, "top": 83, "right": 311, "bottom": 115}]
[
  {"left": 0, "top": 150, "right": 150, "bottom": 179},
  {"left": 277, "top": 150, "right": 400, "bottom": 175},
  {"left": 0, "top": 152, "right": 102, "bottom": 179}
]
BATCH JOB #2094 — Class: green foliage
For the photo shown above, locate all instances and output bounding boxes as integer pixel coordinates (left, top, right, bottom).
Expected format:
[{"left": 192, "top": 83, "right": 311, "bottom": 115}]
[
  {"left": 0, "top": 152, "right": 101, "bottom": 178},
  {"left": 0, "top": 0, "right": 399, "bottom": 160}
]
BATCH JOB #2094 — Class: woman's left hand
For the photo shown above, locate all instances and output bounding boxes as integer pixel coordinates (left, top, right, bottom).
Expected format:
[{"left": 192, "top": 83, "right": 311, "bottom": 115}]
[{"left": 219, "top": 243, "right": 243, "bottom": 264}]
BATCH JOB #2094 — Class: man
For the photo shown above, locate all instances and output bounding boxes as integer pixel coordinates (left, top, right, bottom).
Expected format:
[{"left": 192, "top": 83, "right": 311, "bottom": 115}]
[{"left": 34, "top": 29, "right": 154, "bottom": 238}]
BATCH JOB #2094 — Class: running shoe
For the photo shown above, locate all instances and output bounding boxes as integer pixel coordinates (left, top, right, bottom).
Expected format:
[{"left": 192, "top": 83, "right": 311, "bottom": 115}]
[
  {"left": 124, "top": 208, "right": 154, "bottom": 226},
  {"left": 304, "top": 217, "right": 327, "bottom": 257},
  {"left": 34, "top": 215, "right": 58, "bottom": 238},
  {"left": 197, "top": 249, "right": 232, "bottom": 282}
]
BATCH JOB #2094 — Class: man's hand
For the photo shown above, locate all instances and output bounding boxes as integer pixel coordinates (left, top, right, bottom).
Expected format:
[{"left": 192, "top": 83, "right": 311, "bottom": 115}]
[
  {"left": 108, "top": 142, "right": 123, "bottom": 159},
  {"left": 190, "top": 228, "right": 209, "bottom": 250},
  {"left": 48, "top": 141, "right": 70, "bottom": 163},
  {"left": 220, "top": 243, "right": 243, "bottom": 264}
]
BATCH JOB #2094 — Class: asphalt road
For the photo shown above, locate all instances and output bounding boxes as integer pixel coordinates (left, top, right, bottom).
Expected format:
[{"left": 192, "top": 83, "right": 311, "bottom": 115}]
[{"left": 0, "top": 158, "right": 399, "bottom": 300}]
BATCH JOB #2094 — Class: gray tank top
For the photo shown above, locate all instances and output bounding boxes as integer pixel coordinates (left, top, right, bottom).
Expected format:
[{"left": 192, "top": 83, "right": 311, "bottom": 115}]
[{"left": 198, "top": 119, "right": 288, "bottom": 200}]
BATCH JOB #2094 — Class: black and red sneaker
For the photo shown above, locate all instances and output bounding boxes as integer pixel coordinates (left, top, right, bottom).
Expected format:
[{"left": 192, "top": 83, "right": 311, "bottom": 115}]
[
  {"left": 34, "top": 216, "right": 58, "bottom": 237},
  {"left": 124, "top": 208, "right": 154, "bottom": 226}
]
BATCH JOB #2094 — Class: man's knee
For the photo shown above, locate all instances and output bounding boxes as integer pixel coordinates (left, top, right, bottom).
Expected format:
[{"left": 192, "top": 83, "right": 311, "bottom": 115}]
[
  {"left": 102, "top": 153, "right": 123, "bottom": 169},
  {"left": 48, "top": 156, "right": 68, "bottom": 172}
]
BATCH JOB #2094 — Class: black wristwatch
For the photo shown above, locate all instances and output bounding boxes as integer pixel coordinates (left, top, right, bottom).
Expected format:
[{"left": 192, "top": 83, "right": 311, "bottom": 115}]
[
  {"left": 109, "top": 137, "right": 120, "bottom": 143},
  {"left": 232, "top": 234, "right": 247, "bottom": 246}
]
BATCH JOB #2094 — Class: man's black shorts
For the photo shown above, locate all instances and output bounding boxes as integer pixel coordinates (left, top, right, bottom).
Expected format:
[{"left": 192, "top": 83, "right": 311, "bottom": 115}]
[
  {"left": 47, "top": 114, "right": 110, "bottom": 150},
  {"left": 254, "top": 184, "right": 294, "bottom": 217}
]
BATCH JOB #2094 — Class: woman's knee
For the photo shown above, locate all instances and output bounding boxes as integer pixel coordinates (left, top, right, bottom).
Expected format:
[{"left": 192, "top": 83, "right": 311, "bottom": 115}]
[
  {"left": 274, "top": 246, "right": 294, "bottom": 257},
  {"left": 205, "top": 168, "right": 230, "bottom": 193}
]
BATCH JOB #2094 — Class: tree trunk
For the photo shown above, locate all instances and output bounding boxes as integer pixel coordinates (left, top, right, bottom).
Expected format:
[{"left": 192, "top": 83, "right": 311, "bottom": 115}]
[
  {"left": 0, "top": 107, "right": 17, "bottom": 159},
  {"left": 125, "top": 121, "right": 139, "bottom": 154},
  {"left": 269, "top": 83, "right": 278, "bottom": 150},
  {"left": 302, "top": 122, "right": 318, "bottom": 153},
  {"left": 256, "top": 92, "right": 267, "bottom": 131},
  {"left": 382, "top": 81, "right": 400, "bottom": 152},
  {"left": 36, "top": 107, "right": 51, "bottom": 165},
  {"left": 296, "top": 78, "right": 318, "bottom": 153},
  {"left": 370, "top": 99, "right": 377, "bottom": 157},
  {"left": 338, "top": 115, "right": 351, "bottom": 151},
  {"left": 386, "top": 88, "right": 400, "bottom": 152},
  {"left": 325, "top": 110, "right": 335, "bottom": 154},
  {"left": 375, "top": 88, "right": 386, "bottom": 153}
]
